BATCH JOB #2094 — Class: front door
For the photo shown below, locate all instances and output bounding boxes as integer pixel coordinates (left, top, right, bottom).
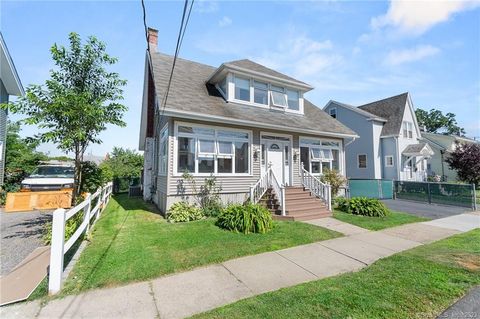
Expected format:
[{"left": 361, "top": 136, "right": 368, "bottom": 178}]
[{"left": 266, "top": 141, "right": 290, "bottom": 185}]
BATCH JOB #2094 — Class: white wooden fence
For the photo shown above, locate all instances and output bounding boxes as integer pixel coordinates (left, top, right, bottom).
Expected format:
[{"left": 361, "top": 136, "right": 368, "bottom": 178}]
[{"left": 48, "top": 182, "right": 113, "bottom": 294}]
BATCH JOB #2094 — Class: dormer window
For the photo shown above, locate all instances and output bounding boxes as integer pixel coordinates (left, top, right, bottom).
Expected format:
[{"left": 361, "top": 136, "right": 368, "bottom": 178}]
[
  {"left": 234, "top": 77, "right": 250, "bottom": 101},
  {"left": 271, "top": 85, "right": 288, "bottom": 108},
  {"left": 287, "top": 89, "right": 299, "bottom": 111},
  {"left": 253, "top": 81, "right": 268, "bottom": 105}
]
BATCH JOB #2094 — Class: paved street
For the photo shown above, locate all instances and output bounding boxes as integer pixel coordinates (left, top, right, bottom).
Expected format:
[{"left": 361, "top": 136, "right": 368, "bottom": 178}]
[
  {"left": 382, "top": 199, "right": 470, "bottom": 219},
  {"left": 0, "top": 210, "right": 52, "bottom": 276},
  {"left": 1, "top": 212, "right": 478, "bottom": 319}
]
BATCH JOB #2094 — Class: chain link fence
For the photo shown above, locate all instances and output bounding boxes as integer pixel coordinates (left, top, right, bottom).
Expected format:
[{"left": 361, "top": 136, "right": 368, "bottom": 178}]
[
  {"left": 347, "top": 179, "right": 394, "bottom": 199},
  {"left": 394, "top": 181, "right": 476, "bottom": 209}
]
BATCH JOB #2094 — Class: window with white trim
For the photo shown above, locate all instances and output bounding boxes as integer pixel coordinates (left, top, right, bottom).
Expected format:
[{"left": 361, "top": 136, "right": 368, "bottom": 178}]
[
  {"left": 158, "top": 125, "right": 168, "bottom": 175},
  {"left": 176, "top": 125, "right": 250, "bottom": 175},
  {"left": 270, "top": 85, "right": 287, "bottom": 108},
  {"left": 403, "top": 121, "right": 413, "bottom": 139},
  {"left": 234, "top": 77, "right": 250, "bottom": 101},
  {"left": 300, "top": 138, "right": 341, "bottom": 175},
  {"left": 253, "top": 80, "right": 268, "bottom": 105},
  {"left": 329, "top": 108, "right": 337, "bottom": 119},
  {"left": 385, "top": 155, "right": 394, "bottom": 167},
  {"left": 358, "top": 154, "right": 367, "bottom": 169},
  {"left": 286, "top": 89, "right": 299, "bottom": 110}
]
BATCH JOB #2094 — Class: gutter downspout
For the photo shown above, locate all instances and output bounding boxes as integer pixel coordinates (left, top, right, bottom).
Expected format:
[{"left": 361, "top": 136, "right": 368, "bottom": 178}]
[{"left": 395, "top": 136, "right": 400, "bottom": 180}]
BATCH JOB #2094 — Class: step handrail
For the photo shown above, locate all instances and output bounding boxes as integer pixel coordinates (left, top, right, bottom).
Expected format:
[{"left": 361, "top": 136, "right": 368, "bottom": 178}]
[
  {"left": 300, "top": 163, "right": 332, "bottom": 211},
  {"left": 250, "top": 167, "right": 272, "bottom": 205},
  {"left": 269, "top": 169, "right": 286, "bottom": 216},
  {"left": 250, "top": 167, "right": 286, "bottom": 216}
]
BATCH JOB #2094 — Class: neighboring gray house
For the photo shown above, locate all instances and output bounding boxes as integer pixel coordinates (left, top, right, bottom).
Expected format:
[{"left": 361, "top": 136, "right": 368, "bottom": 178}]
[
  {"left": 422, "top": 131, "right": 478, "bottom": 182},
  {"left": 324, "top": 92, "right": 433, "bottom": 181},
  {"left": 139, "top": 28, "right": 357, "bottom": 219},
  {"left": 0, "top": 33, "right": 24, "bottom": 185}
]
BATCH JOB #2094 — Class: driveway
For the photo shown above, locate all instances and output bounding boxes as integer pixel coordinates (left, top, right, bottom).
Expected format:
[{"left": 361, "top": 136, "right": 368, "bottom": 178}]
[
  {"left": 382, "top": 199, "right": 470, "bottom": 220},
  {"left": 0, "top": 210, "right": 52, "bottom": 276}
]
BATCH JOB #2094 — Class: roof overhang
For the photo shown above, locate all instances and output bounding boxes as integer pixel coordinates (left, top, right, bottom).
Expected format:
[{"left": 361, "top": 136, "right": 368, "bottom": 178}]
[
  {"left": 161, "top": 107, "right": 359, "bottom": 139},
  {"left": 402, "top": 143, "right": 434, "bottom": 157},
  {"left": 0, "top": 33, "right": 24, "bottom": 96},
  {"left": 207, "top": 63, "right": 314, "bottom": 91}
]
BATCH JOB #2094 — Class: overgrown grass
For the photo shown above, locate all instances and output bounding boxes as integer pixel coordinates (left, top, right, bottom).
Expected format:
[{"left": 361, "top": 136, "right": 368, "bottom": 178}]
[
  {"left": 194, "top": 229, "right": 480, "bottom": 319},
  {"left": 61, "top": 194, "right": 341, "bottom": 295},
  {"left": 333, "top": 209, "right": 428, "bottom": 230}
]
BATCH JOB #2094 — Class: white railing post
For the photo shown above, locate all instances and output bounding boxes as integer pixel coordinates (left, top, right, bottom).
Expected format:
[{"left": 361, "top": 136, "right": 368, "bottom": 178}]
[
  {"left": 49, "top": 208, "right": 66, "bottom": 295},
  {"left": 327, "top": 185, "right": 332, "bottom": 211},
  {"left": 281, "top": 186, "right": 286, "bottom": 216},
  {"left": 84, "top": 193, "right": 92, "bottom": 232},
  {"left": 250, "top": 184, "right": 254, "bottom": 202}
]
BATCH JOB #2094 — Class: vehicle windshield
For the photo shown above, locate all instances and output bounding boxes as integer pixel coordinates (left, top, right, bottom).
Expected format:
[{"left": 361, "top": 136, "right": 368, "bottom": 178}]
[{"left": 29, "top": 166, "right": 74, "bottom": 178}]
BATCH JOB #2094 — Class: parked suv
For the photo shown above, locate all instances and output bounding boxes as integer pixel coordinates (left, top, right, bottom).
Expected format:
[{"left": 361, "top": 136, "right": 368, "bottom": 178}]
[{"left": 21, "top": 162, "right": 74, "bottom": 192}]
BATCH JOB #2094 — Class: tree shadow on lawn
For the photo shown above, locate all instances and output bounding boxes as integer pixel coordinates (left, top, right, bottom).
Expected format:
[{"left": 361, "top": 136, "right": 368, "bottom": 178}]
[{"left": 114, "top": 194, "right": 163, "bottom": 216}]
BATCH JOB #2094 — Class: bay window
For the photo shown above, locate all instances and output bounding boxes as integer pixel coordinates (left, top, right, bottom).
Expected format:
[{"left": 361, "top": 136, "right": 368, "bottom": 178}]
[
  {"left": 176, "top": 124, "right": 250, "bottom": 175},
  {"left": 300, "top": 138, "right": 341, "bottom": 175}
]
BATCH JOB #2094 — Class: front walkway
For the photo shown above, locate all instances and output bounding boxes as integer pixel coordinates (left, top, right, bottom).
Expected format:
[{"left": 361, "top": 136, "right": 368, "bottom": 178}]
[{"left": 1, "top": 212, "right": 478, "bottom": 319}]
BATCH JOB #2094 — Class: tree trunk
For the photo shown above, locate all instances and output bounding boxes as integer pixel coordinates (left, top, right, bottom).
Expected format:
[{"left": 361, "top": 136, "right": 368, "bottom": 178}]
[{"left": 72, "top": 145, "right": 84, "bottom": 205}]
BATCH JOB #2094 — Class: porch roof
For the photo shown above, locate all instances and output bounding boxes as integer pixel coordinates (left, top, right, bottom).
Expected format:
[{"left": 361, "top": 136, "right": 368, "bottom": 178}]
[
  {"left": 150, "top": 52, "right": 357, "bottom": 139},
  {"left": 402, "top": 143, "right": 434, "bottom": 157}
]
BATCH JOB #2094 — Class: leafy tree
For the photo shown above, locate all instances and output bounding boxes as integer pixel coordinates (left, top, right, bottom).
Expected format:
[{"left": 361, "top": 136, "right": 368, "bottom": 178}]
[
  {"left": 445, "top": 142, "right": 480, "bottom": 186},
  {"left": 2, "top": 32, "right": 127, "bottom": 203},
  {"left": 4, "top": 122, "right": 48, "bottom": 189},
  {"left": 80, "top": 161, "right": 106, "bottom": 194},
  {"left": 100, "top": 147, "right": 143, "bottom": 179},
  {"left": 415, "top": 108, "right": 465, "bottom": 136}
]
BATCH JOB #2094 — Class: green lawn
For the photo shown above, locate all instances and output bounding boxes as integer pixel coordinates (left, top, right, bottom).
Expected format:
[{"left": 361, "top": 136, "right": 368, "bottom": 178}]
[
  {"left": 60, "top": 194, "right": 341, "bottom": 295},
  {"left": 194, "top": 229, "right": 480, "bottom": 319},
  {"left": 333, "top": 209, "right": 429, "bottom": 230}
]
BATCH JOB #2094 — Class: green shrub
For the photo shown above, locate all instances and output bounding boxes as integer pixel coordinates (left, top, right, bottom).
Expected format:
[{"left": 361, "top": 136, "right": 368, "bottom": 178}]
[
  {"left": 346, "top": 197, "right": 389, "bottom": 217},
  {"left": 320, "top": 169, "right": 346, "bottom": 197},
  {"left": 202, "top": 201, "right": 224, "bottom": 217},
  {"left": 335, "top": 197, "right": 349, "bottom": 212},
  {"left": 167, "top": 201, "right": 204, "bottom": 223},
  {"left": 43, "top": 211, "right": 85, "bottom": 245},
  {"left": 216, "top": 202, "right": 273, "bottom": 234}
]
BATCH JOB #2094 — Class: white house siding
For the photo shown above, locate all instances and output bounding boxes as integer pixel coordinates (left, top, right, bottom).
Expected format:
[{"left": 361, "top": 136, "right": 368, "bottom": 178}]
[
  {"left": 324, "top": 103, "right": 376, "bottom": 179},
  {"left": 154, "top": 118, "right": 343, "bottom": 213},
  {"left": 381, "top": 137, "right": 398, "bottom": 180}
]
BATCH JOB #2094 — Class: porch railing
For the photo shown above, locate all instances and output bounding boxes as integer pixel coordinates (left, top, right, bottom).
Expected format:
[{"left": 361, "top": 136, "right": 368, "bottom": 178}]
[
  {"left": 300, "top": 163, "right": 331, "bottom": 211},
  {"left": 250, "top": 167, "right": 286, "bottom": 216}
]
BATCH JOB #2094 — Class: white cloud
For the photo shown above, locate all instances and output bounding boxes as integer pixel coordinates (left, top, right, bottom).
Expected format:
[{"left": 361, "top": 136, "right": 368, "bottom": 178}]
[
  {"left": 194, "top": 0, "right": 218, "bottom": 13},
  {"left": 385, "top": 45, "right": 440, "bottom": 65},
  {"left": 371, "top": 0, "right": 480, "bottom": 35},
  {"left": 218, "top": 16, "right": 232, "bottom": 27},
  {"left": 252, "top": 34, "right": 341, "bottom": 78}
]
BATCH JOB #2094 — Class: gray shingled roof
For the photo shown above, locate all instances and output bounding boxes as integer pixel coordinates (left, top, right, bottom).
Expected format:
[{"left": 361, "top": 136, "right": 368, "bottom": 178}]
[
  {"left": 224, "top": 59, "right": 311, "bottom": 87},
  {"left": 151, "top": 52, "right": 356, "bottom": 137},
  {"left": 357, "top": 93, "right": 409, "bottom": 137},
  {"left": 402, "top": 142, "right": 434, "bottom": 156},
  {"left": 329, "top": 100, "right": 387, "bottom": 122}
]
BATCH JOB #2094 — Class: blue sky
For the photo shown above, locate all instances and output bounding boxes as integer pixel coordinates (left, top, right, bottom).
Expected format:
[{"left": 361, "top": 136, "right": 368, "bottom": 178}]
[{"left": 2, "top": 0, "right": 479, "bottom": 157}]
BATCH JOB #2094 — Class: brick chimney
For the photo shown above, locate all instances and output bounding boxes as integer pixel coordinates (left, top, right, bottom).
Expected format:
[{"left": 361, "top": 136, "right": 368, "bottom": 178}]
[{"left": 147, "top": 27, "right": 158, "bottom": 51}]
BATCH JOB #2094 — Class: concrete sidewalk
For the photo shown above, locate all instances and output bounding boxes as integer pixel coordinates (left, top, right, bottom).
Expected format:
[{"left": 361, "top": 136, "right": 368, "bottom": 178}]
[{"left": 1, "top": 213, "right": 478, "bottom": 319}]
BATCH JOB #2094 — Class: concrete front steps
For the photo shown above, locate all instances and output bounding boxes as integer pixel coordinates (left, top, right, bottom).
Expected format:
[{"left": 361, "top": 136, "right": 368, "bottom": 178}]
[{"left": 261, "top": 186, "right": 331, "bottom": 221}]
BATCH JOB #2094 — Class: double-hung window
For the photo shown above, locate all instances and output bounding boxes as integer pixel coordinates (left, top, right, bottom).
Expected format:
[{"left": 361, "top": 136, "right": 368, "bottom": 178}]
[
  {"left": 403, "top": 121, "right": 413, "bottom": 138},
  {"left": 176, "top": 125, "right": 250, "bottom": 175},
  {"left": 286, "top": 89, "right": 299, "bottom": 111},
  {"left": 253, "top": 81, "right": 268, "bottom": 105},
  {"left": 158, "top": 125, "right": 168, "bottom": 175},
  {"left": 270, "top": 85, "right": 287, "bottom": 107},
  {"left": 234, "top": 77, "right": 250, "bottom": 101},
  {"left": 300, "top": 138, "right": 341, "bottom": 175}
]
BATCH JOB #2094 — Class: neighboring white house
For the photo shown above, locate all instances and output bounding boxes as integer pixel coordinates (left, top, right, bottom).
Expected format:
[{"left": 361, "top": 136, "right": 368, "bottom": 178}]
[
  {"left": 422, "top": 131, "right": 478, "bottom": 182},
  {"left": 323, "top": 92, "right": 434, "bottom": 181},
  {"left": 138, "top": 28, "right": 358, "bottom": 219},
  {"left": 0, "top": 32, "right": 24, "bottom": 186}
]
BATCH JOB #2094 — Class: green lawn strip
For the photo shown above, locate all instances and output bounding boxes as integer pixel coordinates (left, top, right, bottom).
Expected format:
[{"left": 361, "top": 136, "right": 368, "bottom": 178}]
[
  {"left": 60, "top": 194, "right": 341, "bottom": 295},
  {"left": 194, "top": 229, "right": 480, "bottom": 319},
  {"left": 333, "top": 209, "right": 429, "bottom": 231}
]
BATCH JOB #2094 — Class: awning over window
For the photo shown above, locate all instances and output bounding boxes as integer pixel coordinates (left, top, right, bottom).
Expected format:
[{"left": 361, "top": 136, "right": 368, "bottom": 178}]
[{"left": 402, "top": 143, "right": 434, "bottom": 157}]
